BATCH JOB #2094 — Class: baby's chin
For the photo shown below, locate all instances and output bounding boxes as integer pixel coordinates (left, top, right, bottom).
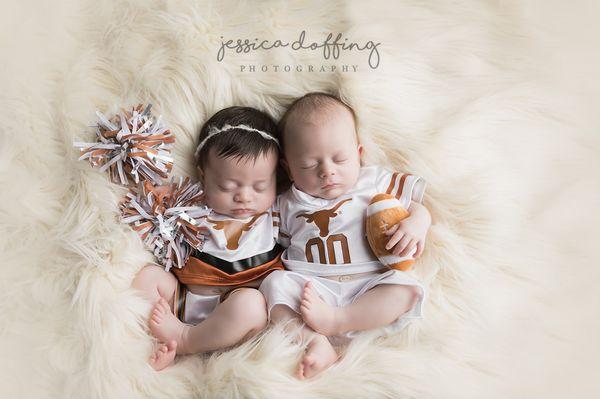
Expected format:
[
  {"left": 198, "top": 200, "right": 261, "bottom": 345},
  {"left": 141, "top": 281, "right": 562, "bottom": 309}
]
[
  {"left": 213, "top": 208, "right": 266, "bottom": 219},
  {"left": 312, "top": 186, "right": 349, "bottom": 200}
]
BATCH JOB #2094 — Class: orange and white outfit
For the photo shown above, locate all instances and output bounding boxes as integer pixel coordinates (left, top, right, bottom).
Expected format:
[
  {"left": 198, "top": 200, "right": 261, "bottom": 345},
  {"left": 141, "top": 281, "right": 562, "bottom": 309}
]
[
  {"left": 171, "top": 208, "right": 283, "bottom": 324},
  {"left": 259, "top": 165, "right": 427, "bottom": 337}
]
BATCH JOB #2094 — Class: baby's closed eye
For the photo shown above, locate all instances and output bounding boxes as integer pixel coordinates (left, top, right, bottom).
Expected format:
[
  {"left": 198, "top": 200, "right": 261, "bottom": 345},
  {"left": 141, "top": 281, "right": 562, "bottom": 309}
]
[
  {"left": 254, "top": 183, "right": 269, "bottom": 192},
  {"left": 218, "top": 184, "right": 236, "bottom": 192},
  {"left": 300, "top": 163, "right": 318, "bottom": 169}
]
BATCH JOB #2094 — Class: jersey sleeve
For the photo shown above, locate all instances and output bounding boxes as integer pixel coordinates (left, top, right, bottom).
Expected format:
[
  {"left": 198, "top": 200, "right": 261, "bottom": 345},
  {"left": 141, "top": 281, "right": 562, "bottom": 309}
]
[
  {"left": 273, "top": 195, "right": 290, "bottom": 248},
  {"left": 375, "top": 166, "right": 427, "bottom": 210}
]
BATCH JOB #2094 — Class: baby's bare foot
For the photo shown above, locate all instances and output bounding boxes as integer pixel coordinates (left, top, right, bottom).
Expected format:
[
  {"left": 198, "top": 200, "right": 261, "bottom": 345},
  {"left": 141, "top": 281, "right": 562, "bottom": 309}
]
[
  {"left": 149, "top": 340, "right": 177, "bottom": 371},
  {"left": 300, "top": 281, "right": 343, "bottom": 336},
  {"left": 296, "top": 334, "right": 339, "bottom": 380},
  {"left": 149, "top": 298, "right": 188, "bottom": 351}
]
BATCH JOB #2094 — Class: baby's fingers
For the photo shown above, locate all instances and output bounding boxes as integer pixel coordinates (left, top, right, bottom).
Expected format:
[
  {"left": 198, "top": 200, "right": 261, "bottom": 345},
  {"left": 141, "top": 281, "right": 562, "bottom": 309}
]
[
  {"left": 392, "top": 235, "right": 413, "bottom": 256},
  {"left": 398, "top": 238, "right": 417, "bottom": 257},
  {"left": 385, "top": 229, "right": 405, "bottom": 250},
  {"left": 384, "top": 224, "right": 400, "bottom": 236},
  {"left": 415, "top": 241, "right": 424, "bottom": 258}
]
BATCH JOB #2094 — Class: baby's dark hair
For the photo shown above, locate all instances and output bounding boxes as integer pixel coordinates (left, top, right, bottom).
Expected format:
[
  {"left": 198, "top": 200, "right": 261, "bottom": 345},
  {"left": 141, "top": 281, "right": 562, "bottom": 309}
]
[
  {"left": 278, "top": 92, "right": 358, "bottom": 149},
  {"left": 195, "top": 106, "right": 279, "bottom": 169}
]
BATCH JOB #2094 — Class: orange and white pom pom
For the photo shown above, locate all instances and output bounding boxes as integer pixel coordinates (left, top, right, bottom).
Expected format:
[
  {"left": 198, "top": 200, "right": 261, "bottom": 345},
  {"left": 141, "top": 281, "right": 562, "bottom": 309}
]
[
  {"left": 74, "top": 104, "right": 174, "bottom": 186},
  {"left": 366, "top": 193, "right": 416, "bottom": 271},
  {"left": 120, "top": 177, "right": 209, "bottom": 271}
]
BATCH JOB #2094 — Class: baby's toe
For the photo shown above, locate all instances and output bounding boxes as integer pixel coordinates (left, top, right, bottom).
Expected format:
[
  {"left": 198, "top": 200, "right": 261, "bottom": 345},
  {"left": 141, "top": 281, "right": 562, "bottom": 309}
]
[{"left": 152, "top": 305, "right": 163, "bottom": 316}]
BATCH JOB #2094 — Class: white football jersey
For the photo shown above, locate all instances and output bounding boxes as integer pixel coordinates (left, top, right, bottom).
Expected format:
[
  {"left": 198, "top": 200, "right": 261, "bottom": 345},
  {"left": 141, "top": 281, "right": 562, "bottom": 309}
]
[
  {"left": 277, "top": 165, "right": 426, "bottom": 276},
  {"left": 172, "top": 207, "right": 283, "bottom": 286}
]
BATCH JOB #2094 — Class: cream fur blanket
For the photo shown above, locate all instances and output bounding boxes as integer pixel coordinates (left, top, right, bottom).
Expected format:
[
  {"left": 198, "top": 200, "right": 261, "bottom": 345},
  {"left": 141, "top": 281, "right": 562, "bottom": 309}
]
[{"left": 1, "top": 1, "right": 598, "bottom": 398}]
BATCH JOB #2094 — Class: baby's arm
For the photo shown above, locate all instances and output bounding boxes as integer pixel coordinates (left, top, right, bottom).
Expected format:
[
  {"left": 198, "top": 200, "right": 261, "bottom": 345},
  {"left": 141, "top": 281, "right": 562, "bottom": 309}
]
[
  {"left": 373, "top": 166, "right": 430, "bottom": 259},
  {"left": 384, "top": 201, "right": 431, "bottom": 258}
]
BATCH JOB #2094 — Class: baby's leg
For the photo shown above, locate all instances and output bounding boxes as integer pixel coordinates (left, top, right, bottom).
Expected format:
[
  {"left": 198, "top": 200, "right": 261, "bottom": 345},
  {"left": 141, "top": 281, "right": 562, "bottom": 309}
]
[
  {"left": 150, "top": 288, "right": 268, "bottom": 355},
  {"left": 301, "top": 282, "right": 419, "bottom": 336},
  {"left": 271, "top": 304, "right": 339, "bottom": 380},
  {"left": 131, "top": 264, "right": 179, "bottom": 370},
  {"left": 131, "top": 264, "right": 177, "bottom": 310}
]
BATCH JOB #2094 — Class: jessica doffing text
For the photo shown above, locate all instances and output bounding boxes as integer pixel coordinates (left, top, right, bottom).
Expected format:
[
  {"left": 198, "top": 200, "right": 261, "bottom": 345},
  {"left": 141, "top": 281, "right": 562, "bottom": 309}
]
[{"left": 217, "top": 30, "right": 381, "bottom": 70}]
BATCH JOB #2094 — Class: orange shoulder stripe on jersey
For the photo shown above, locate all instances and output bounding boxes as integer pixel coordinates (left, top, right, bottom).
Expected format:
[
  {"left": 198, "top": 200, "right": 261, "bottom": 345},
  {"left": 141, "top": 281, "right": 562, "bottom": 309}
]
[
  {"left": 385, "top": 172, "right": 399, "bottom": 195},
  {"left": 396, "top": 174, "right": 411, "bottom": 200}
]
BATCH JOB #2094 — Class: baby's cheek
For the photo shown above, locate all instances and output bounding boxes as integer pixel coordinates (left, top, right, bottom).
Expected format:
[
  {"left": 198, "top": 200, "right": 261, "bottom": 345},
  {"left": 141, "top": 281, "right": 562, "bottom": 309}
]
[
  {"left": 204, "top": 191, "right": 225, "bottom": 210},
  {"left": 260, "top": 194, "right": 274, "bottom": 211},
  {"left": 201, "top": 189, "right": 209, "bottom": 202},
  {"left": 203, "top": 193, "right": 214, "bottom": 208}
]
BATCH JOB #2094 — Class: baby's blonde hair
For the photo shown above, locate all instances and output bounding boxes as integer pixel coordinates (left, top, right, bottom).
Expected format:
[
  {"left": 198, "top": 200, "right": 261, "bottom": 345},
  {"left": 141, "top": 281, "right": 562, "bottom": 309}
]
[{"left": 278, "top": 92, "right": 358, "bottom": 150}]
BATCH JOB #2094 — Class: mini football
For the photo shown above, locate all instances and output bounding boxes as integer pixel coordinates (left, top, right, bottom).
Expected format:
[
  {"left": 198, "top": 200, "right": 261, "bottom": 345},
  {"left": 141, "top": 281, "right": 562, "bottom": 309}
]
[{"left": 366, "top": 193, "right": 416, "bottom": 271}]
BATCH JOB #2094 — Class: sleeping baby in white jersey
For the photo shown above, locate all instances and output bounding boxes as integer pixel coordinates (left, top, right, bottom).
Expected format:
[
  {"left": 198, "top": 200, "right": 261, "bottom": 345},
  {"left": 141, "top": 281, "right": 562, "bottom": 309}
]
[
  {"left": 131, "top": 106, "right": 284, "bottom": 371},
  {"left": 259, "top": 92, "right": 432, "bottom": 379}
]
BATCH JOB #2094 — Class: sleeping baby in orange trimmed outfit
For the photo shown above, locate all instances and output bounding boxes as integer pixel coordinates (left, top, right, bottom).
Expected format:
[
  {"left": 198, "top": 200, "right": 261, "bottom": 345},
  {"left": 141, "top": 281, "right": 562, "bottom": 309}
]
[{"left": 132, "top": 106, "right": 284, "bottom": 370}]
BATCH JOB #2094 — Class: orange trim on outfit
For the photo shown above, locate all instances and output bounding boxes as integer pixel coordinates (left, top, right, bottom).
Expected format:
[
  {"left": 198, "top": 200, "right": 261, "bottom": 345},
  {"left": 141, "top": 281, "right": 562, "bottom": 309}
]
[{"left": 171, "top": 254, "right": 284, "bottom": 286}]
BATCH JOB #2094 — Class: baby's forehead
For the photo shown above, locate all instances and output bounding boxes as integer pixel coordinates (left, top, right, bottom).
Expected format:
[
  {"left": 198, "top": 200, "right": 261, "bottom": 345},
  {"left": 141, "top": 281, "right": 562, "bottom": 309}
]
[
  {"left": 288, "top": 101, "right": 351, "bottom": 126},
  {"left": 284, "top": 106, "right": 355, "bottom": 149},
  {"left": 203, "top": 148, "right": 277, "bottom": 176}
]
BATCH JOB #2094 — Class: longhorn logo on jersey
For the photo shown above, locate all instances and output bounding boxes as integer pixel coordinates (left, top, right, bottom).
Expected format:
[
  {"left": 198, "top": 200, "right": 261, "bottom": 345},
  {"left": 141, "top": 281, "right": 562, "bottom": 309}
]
[
  {"left": 295, "top": 198, "right": 353, "bottom": 264},
  {"left": 203, "top": 212, "right": 267, "bottom": 250},
  {"left": 295, "top": 198, "right": 352, "bottom": 237}
]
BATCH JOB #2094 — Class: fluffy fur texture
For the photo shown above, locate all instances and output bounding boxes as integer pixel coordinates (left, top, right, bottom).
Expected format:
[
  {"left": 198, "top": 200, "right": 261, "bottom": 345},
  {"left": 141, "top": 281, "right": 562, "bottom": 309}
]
[{"left": 1, "top": 1, "right": 599, "bottom": 398}]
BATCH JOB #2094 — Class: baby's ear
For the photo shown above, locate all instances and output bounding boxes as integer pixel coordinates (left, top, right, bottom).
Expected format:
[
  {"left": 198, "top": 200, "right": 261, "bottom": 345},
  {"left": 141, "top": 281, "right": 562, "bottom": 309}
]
[
  {"left": 358, "top": 144, "right": 365, "bottom": 166},
  {"left": 196, "top": 165, "right": 204, "bottom": 181}
]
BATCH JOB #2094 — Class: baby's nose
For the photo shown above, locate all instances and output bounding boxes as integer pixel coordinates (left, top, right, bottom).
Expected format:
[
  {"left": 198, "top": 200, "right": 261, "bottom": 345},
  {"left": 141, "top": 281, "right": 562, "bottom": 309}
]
[
  {"left": 234, "top": 188, "right": 252, "bottom": 202},
  {"left": 319, "top": 162, "right": 335, "bottom": 177}
]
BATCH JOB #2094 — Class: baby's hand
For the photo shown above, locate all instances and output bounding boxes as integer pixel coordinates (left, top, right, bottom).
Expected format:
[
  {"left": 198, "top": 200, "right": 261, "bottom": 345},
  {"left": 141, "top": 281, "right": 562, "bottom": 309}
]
[{"left": 384, "top": 209, "right": 430, "bottom": 258}]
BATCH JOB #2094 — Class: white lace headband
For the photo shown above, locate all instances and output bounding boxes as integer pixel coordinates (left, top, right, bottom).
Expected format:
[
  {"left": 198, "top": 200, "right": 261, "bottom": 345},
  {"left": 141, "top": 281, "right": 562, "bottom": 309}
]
[{"left": 194, "top": 124, "right": 280, "bottom": 159}]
